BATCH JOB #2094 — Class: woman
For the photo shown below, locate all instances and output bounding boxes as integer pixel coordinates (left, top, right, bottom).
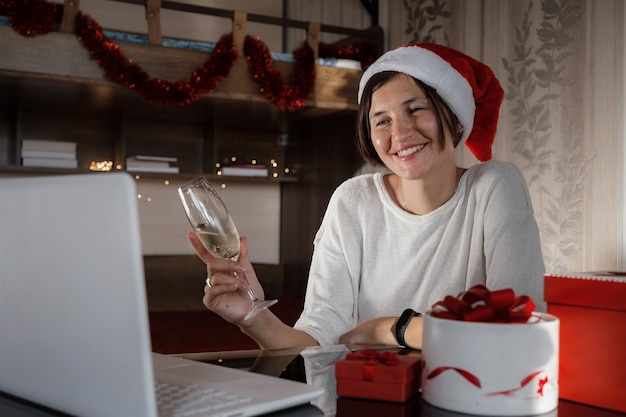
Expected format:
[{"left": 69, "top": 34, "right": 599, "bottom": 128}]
[{"left": 188, "top": 43, "right": 545, "bottom": 350}]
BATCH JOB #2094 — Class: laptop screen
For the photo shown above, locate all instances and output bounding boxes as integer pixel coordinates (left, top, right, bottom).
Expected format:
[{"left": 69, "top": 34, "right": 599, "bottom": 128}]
[{"left": 0, "top": 173, "right": 158, "bottom": 417}]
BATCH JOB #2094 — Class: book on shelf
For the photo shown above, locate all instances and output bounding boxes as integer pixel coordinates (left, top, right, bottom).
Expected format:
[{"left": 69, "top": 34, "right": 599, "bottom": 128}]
[
  {"left": 22, "top": 157, "right": 78, "bottom": 169},
  {"left": 128, "top": 155, "right": 178, "bottom": 163},
  {"left": 126, "top": 157, "right": 171, "bottom": 167},
  {"left": 21, "top": 149, "right": 77, "bottom": 160},
  {"left": 125, "top": 155, "right": 179, "bottom": 173},
  {"left": 22, "top": 139, "right": 77, "bottom": 153},
  {"left": 221, "top": 164, "right": 269, "bottom": 177},
  {"left": 126, "top": 164, "right": 180, "bottom": 174}
]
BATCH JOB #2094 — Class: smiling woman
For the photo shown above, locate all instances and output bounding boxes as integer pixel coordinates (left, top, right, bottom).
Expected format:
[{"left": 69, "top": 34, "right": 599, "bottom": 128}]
[
  {"left": 189, "top": 42, "right": 545, "bottom": 354},
  {"left": 364, "top": 73, "right": 459, "bottom": 212}
]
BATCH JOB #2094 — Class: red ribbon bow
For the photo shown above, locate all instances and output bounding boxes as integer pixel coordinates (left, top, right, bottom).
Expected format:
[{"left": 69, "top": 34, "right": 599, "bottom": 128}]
[
  {"left": 430, "top": 285, "right": 535, "bottom": 323},
  {"left": 345, "top": 349, "right": 399, "bottom": 381}
]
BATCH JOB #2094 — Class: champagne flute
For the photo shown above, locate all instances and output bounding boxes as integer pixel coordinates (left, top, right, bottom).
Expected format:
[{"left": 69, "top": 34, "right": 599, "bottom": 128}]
[{"left": 178, "top": 176, "right": 278, "bottom": 320}]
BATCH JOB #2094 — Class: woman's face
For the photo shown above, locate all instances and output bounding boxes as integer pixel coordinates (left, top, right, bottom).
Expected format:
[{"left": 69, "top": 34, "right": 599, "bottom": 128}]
[{"left": 368, "top": 73, "right": 457, "bottom": 180}]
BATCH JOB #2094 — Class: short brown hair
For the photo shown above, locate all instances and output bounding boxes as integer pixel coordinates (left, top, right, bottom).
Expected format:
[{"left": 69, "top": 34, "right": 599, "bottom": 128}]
[{"left": 356, "top": 71, "right": 462, "bottom": 167}]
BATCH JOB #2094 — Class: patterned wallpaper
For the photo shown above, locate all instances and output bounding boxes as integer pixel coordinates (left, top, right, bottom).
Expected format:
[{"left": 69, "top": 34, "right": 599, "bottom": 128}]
[{"left": 381, "top": 0, "right": 624, "bottom": 273}]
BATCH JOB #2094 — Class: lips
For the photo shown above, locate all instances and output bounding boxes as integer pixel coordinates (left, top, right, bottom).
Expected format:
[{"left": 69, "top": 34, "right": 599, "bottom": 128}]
[{"left": 397, "top": 144, "right": 427, "bottom": 157}]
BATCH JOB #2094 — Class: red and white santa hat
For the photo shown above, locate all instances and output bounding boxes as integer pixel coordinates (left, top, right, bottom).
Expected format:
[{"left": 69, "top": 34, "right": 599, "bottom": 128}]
[{"left": 358, "top": 43, "right": 504, "bottom": 162}]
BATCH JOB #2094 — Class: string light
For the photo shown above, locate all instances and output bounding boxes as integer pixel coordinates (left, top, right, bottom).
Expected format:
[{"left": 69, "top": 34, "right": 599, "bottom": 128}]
[
  {"left": 89, "top": 160, "right": 113, "bottom": 171},
  {"left": 215, "top": 154, "right": 295, "bottom": 178}
]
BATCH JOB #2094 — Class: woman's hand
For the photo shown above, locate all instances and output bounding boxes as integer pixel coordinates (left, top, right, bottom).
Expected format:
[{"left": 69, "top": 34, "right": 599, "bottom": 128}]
[
  {"left": 188, "top": 232, "right": 265, "bottom": 324},
  {"left": 338, "top": 317, "right": 397, "bottom": 346}
]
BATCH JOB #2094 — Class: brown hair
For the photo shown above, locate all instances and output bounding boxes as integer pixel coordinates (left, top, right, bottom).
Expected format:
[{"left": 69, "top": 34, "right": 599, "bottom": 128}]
[{"left": 356, "top": 71, "right": 462, "bottom": 167}]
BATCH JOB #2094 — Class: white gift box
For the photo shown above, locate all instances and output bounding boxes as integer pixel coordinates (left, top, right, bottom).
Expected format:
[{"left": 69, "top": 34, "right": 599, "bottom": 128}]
[{"left": 421, "top": 312, "right": 559, "bottom": 416}]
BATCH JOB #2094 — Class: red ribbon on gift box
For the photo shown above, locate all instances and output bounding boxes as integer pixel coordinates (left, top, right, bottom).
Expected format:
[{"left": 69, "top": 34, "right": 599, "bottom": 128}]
[
  {"left": 430, "top": 285, "right": 536, "bottom": 323},
  {"left": 345, "top": 349, "right": 399, "bottom": 381}
]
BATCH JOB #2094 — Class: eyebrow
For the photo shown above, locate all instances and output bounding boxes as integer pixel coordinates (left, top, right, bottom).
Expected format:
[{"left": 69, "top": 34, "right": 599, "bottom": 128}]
[{"left": 369, "top": 96, "right": 429, "bottom": 120}]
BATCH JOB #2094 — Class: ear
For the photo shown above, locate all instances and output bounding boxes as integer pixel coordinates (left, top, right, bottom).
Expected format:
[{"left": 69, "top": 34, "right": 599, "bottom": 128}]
[{"left": 454, "top": 123, "right": 464, "bottom": 145}]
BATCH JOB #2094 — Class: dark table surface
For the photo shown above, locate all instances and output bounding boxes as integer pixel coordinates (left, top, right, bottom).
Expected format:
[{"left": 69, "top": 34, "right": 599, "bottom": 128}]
[
  {"left": 178, "top": 344, "right": 625, "bottom": 417},
  {"left": 2, "top": 344, "right": 625, "bottom": 417}
]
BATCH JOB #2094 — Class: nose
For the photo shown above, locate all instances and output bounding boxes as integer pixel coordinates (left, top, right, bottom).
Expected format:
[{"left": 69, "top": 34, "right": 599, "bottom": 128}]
[{"left": 391, "top": 116, "right": 413, "bottom": 143}]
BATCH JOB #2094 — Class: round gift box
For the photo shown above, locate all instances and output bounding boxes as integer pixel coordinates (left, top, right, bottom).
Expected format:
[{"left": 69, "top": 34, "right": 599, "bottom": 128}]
[{"left": 421, "top": 312, "right": 559, "bottom": 416}]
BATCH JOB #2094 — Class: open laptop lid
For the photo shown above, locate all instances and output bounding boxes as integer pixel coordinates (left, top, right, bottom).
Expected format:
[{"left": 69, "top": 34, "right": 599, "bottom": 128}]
[{"left": 0, "top": 173, "right": 158, "bottom": 417}]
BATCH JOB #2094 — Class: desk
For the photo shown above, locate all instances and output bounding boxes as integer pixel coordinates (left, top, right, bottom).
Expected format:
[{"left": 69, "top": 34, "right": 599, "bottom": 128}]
[
  {"left": 179, "top": 344, "right": 626, "bottom": 417},
  {"left": 2, "top": 345, "right": 625, "bottom": 417}
]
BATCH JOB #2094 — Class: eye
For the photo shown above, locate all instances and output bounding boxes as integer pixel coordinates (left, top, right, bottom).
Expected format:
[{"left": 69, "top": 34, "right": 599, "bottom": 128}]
[
  {"left": 370, "top": 116, "right": 389, "bottom": 128},
  {"left": 375, "top": 119, "right": 389, "bottom": 127}
]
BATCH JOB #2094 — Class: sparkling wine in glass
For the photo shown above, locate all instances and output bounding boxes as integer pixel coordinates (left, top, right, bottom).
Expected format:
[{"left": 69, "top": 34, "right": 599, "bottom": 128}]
[{"left": 178, "top": 176, "right": 277, "bottom": 320}]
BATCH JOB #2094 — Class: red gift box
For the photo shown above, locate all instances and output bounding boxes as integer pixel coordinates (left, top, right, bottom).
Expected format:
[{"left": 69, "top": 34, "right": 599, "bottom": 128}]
[
  {"left": 335, "top": 350, "right": 421, "bottom": 403},
  {"left": 544, "top": 272, "right": 626, "bottom": 413}
]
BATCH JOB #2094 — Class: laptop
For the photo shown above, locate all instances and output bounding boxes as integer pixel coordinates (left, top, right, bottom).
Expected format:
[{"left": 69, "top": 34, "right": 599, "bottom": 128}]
[{"left": 0, "top": 173, "right": 322, "bottom": 417}]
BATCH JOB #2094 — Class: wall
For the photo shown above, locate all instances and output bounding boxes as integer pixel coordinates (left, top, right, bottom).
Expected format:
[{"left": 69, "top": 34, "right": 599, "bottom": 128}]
[
  {"left": 58, "top": 0, "right": 373, "bottom": 52},
  {"left": 136, "top": 178, "right": 281, "bottom": 263},
  {"left": 37, "top": 0, "right": 371, "bottom": 267},
  {"left": 56, "top": 0, "right": 284, "bottom": 49}
]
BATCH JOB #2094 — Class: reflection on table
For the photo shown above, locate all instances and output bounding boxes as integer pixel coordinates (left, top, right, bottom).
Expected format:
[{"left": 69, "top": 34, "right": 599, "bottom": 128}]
[
  {"left": 1, "top": 344, "right": 624, "bottom": 417},
  {"left": 179, "top": 344, "right": 626, "bottom": 417}
]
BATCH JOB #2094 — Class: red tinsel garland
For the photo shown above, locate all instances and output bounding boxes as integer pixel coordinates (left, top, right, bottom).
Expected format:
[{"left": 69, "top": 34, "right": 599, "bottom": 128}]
[
  {"left": 244, "top": 35, "right": 315, "bottom": 112},
  {"left": 0, "top": 0, "right": 60, "bottom": 36},
  {"left": 0, "top": 0, "right": 377, "bottom": 109},
  {"left": 318, "top": 41, "right": 377, "bottom": 70},
  {"left": 74, "top": 11, "right": 237, "bottom": 105}
]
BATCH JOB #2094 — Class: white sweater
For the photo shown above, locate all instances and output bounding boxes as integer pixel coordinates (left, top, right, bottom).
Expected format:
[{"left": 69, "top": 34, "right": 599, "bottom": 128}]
[{"left": 294, "top": 160, "right": 545, "bottom": 345}]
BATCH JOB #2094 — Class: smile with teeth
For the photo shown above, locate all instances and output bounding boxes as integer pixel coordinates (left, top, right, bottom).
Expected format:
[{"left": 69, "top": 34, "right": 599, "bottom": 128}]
[{"left": 397, "top": 144, "right": 427, "bottom": 157}]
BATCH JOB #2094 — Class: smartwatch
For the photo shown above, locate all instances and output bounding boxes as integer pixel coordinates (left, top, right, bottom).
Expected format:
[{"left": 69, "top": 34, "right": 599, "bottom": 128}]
[{"left": 395, "top": 308, "right": 421, "bottom": 348}]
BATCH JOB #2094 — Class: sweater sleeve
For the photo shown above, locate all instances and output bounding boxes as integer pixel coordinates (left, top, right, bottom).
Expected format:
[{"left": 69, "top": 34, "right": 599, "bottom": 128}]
[
  {"left": 479, "top": 161, "right": 546, "bottom": 311},
  {"left": 293, "top": 178, "right": 366, "bottom": 345}
]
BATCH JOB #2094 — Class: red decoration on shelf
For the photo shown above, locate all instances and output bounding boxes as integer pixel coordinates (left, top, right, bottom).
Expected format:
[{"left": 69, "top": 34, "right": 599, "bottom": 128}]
[
  {"left": 74, "top": 12, "right": 236, "bottom": 106},
  {"left": 244, "top": 35, "right": 315, "bottom": 111},
  {"left": 0, "top": 0, "right": 61, "bottom": 36},
  {"left": 318, "top": 41, "right": 378, "bottom": 70},
  {"left": 0, "top": 0, "right": 378, "bottom": 110},
  {"left": 430, "top": 284, "right": 536, "bottom": 323}
]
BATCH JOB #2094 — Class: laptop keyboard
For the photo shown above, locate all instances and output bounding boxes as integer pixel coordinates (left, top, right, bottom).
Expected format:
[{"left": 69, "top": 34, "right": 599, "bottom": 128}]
[{"left": 155, "top": 380, "right": 252, "bottom": 417}]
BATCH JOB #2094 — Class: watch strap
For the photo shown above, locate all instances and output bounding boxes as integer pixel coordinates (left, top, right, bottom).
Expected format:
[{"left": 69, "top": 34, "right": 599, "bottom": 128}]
[{"left": 395, "top": 308, "right": 421, "bottom": 348}]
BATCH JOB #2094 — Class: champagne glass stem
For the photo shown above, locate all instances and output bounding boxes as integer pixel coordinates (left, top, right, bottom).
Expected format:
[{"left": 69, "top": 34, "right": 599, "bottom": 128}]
[{"left": 234, "top": 271, "right": 260, "bottom": 302}]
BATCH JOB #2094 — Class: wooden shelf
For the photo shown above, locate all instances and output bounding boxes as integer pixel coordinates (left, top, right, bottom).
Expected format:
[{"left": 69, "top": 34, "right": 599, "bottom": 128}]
[
  {"left": 0, "top": 8, "right": 369, "bottom": 298},
  {"left": 0, "top": 165, "right": 299, "bottom": 183},
  {"left": 0, "top": 26, "right": 362, "bottom": 112}
]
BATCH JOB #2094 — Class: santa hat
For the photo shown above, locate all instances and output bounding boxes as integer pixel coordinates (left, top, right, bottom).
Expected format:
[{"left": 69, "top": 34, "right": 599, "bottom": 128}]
[{"left": 358, "top": 43, "right": 504, "bottom": 162}]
